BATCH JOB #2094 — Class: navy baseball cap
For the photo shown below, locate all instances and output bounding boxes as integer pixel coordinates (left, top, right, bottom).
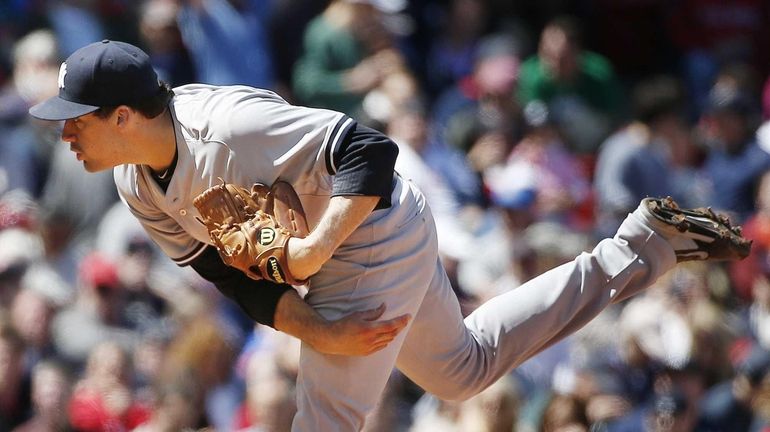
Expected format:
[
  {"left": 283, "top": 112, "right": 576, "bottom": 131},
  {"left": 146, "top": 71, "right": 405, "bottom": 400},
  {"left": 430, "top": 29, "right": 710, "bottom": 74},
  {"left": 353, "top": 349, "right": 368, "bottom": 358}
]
[{"left": 29, "top": 40, "right": 159, "bottom": 121}]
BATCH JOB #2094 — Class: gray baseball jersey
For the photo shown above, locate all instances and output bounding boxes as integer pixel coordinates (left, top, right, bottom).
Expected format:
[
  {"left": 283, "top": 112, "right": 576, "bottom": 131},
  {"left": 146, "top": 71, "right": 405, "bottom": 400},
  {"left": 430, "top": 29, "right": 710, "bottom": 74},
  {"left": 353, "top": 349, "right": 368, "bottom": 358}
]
[
  {"left": 113, "top": 84, "right": 679, "bottom": 431},
  {"left": 115, "top": 84, "right": 354, "bottom": 265}
]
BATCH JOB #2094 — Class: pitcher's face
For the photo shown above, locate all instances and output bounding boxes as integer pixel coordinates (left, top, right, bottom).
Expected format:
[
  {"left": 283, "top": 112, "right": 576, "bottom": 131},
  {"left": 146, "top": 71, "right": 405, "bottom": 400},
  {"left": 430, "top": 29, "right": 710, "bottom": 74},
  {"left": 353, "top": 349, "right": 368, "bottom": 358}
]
[{"left": 61, "top": 112, "right": 126, "bottom": 172}]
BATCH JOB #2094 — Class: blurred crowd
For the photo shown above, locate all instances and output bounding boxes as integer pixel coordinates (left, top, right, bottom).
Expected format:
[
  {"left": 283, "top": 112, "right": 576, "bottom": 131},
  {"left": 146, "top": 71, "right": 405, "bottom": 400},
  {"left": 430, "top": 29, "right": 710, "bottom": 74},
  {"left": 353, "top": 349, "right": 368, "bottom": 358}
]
[{"left": 2, "top": 0, "right": 770, "bottom": 431}]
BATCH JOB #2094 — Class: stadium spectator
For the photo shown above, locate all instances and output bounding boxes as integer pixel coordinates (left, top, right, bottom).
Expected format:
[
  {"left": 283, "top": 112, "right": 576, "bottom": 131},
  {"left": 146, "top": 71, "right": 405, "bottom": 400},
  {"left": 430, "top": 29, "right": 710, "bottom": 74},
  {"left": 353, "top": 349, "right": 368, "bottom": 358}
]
[
  {"left": 698, "top": 81, "right": 770, "bottom": 221},
  {"left": 0, "top": 29, "right": 61, "bottom": 197},
  {"left": 51, "top": 253, "right": 139, "bottom": 367},
  {"left": 293, "top": 0, "right": 408, "bottom": 120},
  {"left": 507, "top": 100, "right": 591, "bottom": 224},
  {"left": 424, "top": 0, "right": 491, "bottom": 96},
  {"left": 177, "top": 0, "right": 275, "bottom": 88},
  {"left": 12, "top": 361, "right": 72, "bottom": 432},
  {"left": 138, "top": 0, "right": 195, "bottom": 87},
  {"left": 68, "top": 341, "right": 150, "bottom": 432},
  {"left": 517, "top": 16, "right": 625, "bottom": 154},
  {"left": 594, "top": 75, "right": 701, "bottom": 236}
]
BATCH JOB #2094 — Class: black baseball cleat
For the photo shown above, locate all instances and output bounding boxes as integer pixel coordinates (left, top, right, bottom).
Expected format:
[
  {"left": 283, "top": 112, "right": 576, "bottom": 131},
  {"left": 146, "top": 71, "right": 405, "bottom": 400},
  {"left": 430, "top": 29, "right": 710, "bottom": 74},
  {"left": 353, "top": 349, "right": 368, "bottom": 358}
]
[{"left": 640, "top": 197, "right": 752, "bottom": 262}]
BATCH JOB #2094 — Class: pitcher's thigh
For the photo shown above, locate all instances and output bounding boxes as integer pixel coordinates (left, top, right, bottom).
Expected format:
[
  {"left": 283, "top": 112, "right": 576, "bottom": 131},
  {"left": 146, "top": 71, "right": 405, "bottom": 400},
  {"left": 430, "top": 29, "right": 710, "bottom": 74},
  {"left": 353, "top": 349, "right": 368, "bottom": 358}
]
[
  {"left": 291, "top": 332, "right": 407, "bottom": 431},
  {"left": 294, "top": 221, "right": 439, "bottom": 430},
  {"left": 396, "top": 259, "right": 489, "bottom": 401}
]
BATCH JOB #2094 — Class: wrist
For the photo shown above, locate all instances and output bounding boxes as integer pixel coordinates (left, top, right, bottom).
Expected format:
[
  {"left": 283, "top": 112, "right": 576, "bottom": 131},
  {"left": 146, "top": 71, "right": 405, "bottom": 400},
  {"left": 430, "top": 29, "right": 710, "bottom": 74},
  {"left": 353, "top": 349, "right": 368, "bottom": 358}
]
[
  {"left": 305, "top": 318, "right": 331, "bottom": 351},
  {"left": 273, "top": 290, "right": 328, "bottom": 350},
  {"left": 287, "top": 235, "right": 330, "bottom": 280}
]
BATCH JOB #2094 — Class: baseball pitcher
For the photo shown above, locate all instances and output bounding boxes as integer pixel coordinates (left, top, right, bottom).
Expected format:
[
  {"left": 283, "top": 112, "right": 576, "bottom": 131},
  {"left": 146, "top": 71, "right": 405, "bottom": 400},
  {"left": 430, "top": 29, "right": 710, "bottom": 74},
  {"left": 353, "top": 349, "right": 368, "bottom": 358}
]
[{"left": 29, "top": 41, "right": 751, "bottom": 431}]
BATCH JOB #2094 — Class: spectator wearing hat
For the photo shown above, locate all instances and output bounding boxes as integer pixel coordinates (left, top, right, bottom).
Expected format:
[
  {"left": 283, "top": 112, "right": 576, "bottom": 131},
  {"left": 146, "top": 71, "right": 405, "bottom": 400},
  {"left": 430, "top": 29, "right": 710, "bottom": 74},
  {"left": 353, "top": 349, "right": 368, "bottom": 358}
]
[
  {"left": 0, "top": 194, "right": 45, "bottom": 316},
  {"left": 698, "top": 78, "right": 770, "bottom": 221},
  {"left": 594, "top": 75, "right": 702, "bottom": 237},
  {"left": 35, "top": 92, "right": 120, "bottom": 280},
  {"left": 431, "top": 32, "right": 522, "bottom": 141},
  {"left": 50, "top": 253, "right": 138, "bottom": 368},
  {"left": 506, "top": 99, "right": 591, "bottom": 225}
]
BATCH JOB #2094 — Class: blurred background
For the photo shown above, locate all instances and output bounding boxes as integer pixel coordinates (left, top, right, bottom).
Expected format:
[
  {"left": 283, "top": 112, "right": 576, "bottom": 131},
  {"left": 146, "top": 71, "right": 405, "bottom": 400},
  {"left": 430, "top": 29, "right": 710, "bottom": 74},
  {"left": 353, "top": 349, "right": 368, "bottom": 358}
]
[{"left": 1, "top": 0, "right": 770, "bottom": 431}]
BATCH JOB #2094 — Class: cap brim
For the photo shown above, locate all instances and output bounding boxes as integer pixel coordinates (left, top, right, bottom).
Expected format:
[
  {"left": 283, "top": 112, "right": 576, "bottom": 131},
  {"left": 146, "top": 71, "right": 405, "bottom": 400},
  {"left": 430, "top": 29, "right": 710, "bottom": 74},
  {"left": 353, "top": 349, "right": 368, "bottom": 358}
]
[{"left": 29, "top": 96, "right": 99, "bottom": 121}]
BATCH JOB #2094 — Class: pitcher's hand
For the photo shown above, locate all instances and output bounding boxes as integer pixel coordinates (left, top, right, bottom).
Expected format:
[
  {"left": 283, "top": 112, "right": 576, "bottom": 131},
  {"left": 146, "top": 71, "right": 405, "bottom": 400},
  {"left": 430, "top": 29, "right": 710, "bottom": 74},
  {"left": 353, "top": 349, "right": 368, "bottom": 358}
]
[{"left": 312, "top": 304, "right": 411, "bottom": 356}]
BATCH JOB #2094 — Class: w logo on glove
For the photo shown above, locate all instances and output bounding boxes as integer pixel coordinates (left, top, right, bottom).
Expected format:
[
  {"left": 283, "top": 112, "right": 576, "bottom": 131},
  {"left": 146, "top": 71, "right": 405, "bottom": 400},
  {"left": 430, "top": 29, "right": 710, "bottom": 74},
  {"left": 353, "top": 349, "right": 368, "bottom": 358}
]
[
  {"left": 259, "top": 228, "right": 276, "bottom": 245},
  {"left": 193, "top": 180, "right": 309, "bottom": 286}
]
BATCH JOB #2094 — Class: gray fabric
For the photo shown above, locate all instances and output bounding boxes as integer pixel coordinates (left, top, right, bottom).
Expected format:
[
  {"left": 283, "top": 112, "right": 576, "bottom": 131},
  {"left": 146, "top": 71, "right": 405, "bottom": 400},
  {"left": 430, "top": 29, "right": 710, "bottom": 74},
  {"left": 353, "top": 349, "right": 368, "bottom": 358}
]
[{"left": 291, "top": 177, "right": 676, "bottom": 431}]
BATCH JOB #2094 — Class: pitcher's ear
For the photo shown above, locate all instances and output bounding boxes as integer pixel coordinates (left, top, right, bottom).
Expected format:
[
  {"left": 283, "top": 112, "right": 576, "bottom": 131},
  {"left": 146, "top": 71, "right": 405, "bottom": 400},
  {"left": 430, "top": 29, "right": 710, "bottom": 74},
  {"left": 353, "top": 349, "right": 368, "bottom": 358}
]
[{"left": 115, "top": 106, "right": 131, "bottom": 126}]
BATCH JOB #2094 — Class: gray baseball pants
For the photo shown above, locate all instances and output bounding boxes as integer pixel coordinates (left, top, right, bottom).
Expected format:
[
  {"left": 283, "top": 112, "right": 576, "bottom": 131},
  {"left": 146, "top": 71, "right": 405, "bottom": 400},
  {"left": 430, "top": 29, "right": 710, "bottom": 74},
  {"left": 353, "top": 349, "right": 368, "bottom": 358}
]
[{"left": 293, "top": 177, "right": 677, "bottom": 431}]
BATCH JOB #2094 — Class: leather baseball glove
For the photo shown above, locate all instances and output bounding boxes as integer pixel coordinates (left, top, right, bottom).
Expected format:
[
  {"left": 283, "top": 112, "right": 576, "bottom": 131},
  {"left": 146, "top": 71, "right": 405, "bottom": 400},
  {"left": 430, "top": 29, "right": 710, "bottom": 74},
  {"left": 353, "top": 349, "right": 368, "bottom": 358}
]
[{"left": 193, "top": 179, "right": 309, "bottom": 285}]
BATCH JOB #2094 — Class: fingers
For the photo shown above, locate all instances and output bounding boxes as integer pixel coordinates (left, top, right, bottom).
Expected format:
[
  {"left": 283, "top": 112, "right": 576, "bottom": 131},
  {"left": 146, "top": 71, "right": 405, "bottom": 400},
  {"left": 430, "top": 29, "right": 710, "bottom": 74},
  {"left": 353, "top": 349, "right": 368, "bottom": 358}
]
[
  {"left": 360, "top": 313, "right": 412, "bottom": 356},
  {"left": 373, "top": 313, "right": 411, "bottom": 334},
  {"left": 364, "top": 314, "right": 412, "bottom": 355},
  {"left": 357, "top": 305, "right": 410, "bottom": 336},
  {"left": 367, "top": 341, "right": 392, "bottom": 355},
  {"left": 359, "top": 304, "right": 412, "bottom": 329},
  {"left": 364, "top": 331, "right": 400, "bottom": 355},
  {"left": 339, "top": 305, "right": 414, "bottom": 356}
]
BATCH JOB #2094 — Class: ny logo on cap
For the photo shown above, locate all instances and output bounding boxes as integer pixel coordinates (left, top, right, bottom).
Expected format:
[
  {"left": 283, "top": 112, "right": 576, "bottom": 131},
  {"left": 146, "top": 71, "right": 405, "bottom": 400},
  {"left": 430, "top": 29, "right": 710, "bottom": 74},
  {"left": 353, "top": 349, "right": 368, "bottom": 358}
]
[{"left": 57, "top": 63, "right": 67, "bottom": 89}]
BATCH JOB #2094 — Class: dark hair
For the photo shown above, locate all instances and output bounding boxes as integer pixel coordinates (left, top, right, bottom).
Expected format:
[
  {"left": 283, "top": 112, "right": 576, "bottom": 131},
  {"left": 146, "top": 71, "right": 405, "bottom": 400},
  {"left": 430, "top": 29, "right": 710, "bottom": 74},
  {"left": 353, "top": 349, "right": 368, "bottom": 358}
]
[
  {"left": 631, "top": 75, "right": 685, "bottom": 124},
  {"left": 93, "top": 80, "right": 174, "bottom": 119}
]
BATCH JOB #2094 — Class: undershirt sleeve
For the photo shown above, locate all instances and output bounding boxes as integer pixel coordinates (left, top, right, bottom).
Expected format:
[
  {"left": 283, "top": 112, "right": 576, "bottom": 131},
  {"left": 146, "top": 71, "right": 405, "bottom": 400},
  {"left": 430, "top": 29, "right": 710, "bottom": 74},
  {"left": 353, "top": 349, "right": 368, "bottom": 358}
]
[
  {"left": 331, "top": 123, "right": 399, "bottom": 209},
  {"left": 189, "top": 245, "right": 291, "bottom": 328}
]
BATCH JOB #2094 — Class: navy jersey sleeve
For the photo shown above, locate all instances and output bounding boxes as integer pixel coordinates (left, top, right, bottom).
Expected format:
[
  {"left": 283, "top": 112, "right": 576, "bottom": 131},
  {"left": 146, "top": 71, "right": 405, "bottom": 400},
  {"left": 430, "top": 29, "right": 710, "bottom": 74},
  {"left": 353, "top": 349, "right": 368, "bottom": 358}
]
[
  {"left": 189, "top": 245, "right": 291, "bottom": 328},
  {"left": 330, "top": 123, "right": 399, "bottom": 209}
]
